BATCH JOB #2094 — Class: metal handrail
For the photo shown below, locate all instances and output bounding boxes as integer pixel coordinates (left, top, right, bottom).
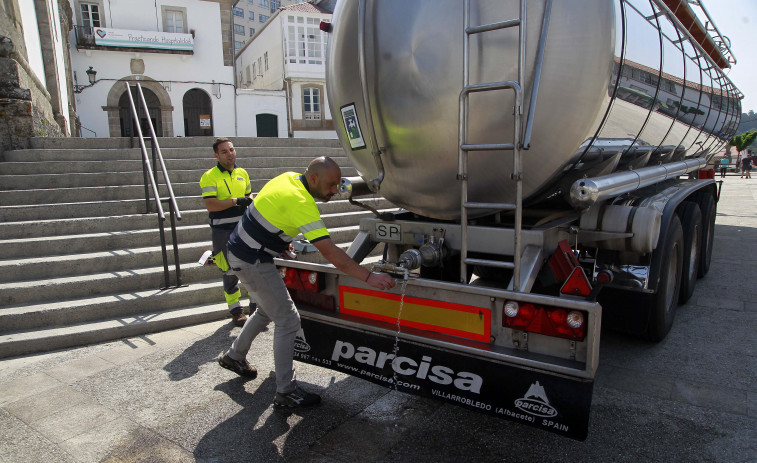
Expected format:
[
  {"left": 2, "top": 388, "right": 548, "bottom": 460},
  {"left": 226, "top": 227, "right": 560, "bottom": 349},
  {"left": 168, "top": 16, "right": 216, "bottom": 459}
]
[
  {"left": 79, "top": 125, "right": 96, "bottom": 137},
  {"left": 123, "top": 82, "right": 183, "bottom": 289},
  {"left": 650, "top": 0, "right": 742, "bottom": 99},
  {"left": 135, "top": 84, "right": 182, "bottom": 221}
]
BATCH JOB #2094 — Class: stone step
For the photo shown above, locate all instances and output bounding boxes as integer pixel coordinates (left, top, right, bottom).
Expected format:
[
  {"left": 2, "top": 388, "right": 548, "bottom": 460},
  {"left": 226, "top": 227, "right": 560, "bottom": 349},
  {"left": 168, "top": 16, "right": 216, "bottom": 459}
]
[
  {"left": 28, "top": 136, "right": 342, "bottom": 150},
  {"left": 0, "top": 264, "right": 214, "bottom": 306},
  {"left": 0, "top": 281, "right": 225, "bottom": 333},
  {"left": 0, "top": 235, "right": 382, "bottom": 305},
  {"left": 0, "top": 209, "right": 208, "bottom": 239},
  {"left": 0, "top": 167, "right": 361, "bottom": 203},
  {"left": 0, "top": 136, "right": 394, "bottom": 359},
  {"left": 0, "top": 241, "right": 211, "bottom": 282},
  {"left": 0, "top": 302, "right": 232, "bottom": 359},
  {"left": 0, "top": 160, "right": 358, "bottom": 190},
  {"left": 0, "top": 155, "right": 352, "bottom": 176},
  {"left": 0, "top": 205, "right": 385, "bottom": 240},
  {"left": 0, "top": 195, "right": 390, "bottom": 222},
  {"left": 0, "top": 253, "right": 383, "bottom": 359},
  {"left": 0, "top": 217, "right": 369, "bottom": 263},
  {"left": 1, "top": 146, "right": 345, "bottom": 162}
]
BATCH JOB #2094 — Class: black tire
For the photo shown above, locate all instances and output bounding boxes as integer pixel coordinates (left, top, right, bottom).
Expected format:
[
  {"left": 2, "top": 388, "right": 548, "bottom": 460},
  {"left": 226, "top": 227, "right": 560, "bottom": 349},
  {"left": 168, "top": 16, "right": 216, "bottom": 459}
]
[
  {"left": 696, "top": 193, "right": 716, "bottom": 278},
  {"left": 676, "top": 202, "right": 702, "bottom": 304},
  {"left": 646, "top": 214, "right": 684, "bottom": 342}
]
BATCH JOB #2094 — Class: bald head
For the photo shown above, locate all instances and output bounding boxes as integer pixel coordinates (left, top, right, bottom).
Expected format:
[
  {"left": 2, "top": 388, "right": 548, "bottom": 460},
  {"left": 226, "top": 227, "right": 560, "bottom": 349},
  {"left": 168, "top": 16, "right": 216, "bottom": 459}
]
[
  {"left": 305, "top": 156, "right": 341, "bottom": 177},
  {"left": 305, "top": 156, "right": 341, "bottom": 202}
]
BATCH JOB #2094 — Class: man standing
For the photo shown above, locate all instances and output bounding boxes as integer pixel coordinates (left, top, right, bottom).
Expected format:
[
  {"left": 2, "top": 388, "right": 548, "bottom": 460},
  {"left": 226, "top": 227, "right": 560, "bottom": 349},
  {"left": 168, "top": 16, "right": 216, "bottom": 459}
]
[
  {"left": 200, "top": 138, "right": 253, "bottom": 327},
  {"left": 720, "top": 156, "right": 728, "bottom": 178},
  {"left": 741, "top": 152, "right": 752, "bottom": 179},
  {"left": 218, "top": 156, "right": 396, "bottom": 408}
]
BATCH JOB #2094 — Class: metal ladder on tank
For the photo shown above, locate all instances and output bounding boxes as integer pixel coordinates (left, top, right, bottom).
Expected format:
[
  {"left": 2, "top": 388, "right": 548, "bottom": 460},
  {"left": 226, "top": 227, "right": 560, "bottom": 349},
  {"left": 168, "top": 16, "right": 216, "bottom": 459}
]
[{"left": 458, "top": 0, "right": 527, "bottom": 290}]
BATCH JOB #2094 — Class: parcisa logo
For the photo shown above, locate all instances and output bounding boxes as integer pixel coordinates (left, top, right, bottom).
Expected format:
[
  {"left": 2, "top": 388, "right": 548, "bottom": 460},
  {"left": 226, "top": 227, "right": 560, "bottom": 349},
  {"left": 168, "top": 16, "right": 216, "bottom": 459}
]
[
  {"left": 514, "top": 381, "right": 558, "bottom": 417},
  {"left": 294, "top": 328, "right": 310, "bottom": 353}
]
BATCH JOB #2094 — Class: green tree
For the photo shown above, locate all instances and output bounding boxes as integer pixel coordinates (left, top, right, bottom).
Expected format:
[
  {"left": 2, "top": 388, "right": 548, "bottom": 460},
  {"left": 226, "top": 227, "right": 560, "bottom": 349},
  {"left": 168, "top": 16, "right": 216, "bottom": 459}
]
[{"left": 731, "top": 130, "right": 757, "bottom": 152}]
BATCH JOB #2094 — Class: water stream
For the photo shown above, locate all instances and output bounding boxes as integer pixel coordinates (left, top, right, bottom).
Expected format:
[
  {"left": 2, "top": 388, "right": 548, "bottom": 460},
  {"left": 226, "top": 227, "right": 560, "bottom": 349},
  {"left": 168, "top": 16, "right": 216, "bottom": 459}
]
[{"left": 390, "top": 271, "right": 410, "bottom": 390}]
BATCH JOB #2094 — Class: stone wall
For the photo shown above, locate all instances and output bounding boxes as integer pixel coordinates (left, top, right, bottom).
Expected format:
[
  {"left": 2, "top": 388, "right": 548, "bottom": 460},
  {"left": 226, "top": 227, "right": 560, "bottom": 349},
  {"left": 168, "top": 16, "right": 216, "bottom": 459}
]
[
  {"left": 0, "top": 42, "right": 65, "bottom": 153},
  {"left": 0, "top": 0, "right": 73, "bottom": 155}
]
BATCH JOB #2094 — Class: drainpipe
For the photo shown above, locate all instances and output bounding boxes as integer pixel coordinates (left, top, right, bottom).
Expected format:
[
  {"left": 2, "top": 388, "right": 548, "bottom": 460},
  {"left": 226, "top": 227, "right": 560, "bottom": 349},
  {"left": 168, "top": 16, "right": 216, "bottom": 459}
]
[
  {"left": 285, "top": 78, "right": 293, "bottom": 137},
  {"left": 231, "top": 0, "right": 239, "bottom": 136}
]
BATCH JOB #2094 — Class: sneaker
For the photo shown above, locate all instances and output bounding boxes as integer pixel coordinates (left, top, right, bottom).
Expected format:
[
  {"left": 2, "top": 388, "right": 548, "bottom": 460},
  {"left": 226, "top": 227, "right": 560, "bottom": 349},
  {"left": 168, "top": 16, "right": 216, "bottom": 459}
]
[
  {"left": 273, "top": 386, "right": 321, "bottom": 408},
  {"left": 218, "top": 354, "right": 257, "bottom": 378}
]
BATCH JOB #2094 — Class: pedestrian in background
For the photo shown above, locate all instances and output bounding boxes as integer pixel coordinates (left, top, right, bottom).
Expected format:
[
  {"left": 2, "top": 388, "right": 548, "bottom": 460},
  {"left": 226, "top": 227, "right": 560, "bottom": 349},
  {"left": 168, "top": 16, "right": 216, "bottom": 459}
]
[
  {"left": 741, "top": 152, "right": 752, "bottom": 179},
  {"left": 200, "top": 138, "right": 253, "bottom": 327},
  {"left": 720, "top": 156, "right": 728, "bottom": 178}
]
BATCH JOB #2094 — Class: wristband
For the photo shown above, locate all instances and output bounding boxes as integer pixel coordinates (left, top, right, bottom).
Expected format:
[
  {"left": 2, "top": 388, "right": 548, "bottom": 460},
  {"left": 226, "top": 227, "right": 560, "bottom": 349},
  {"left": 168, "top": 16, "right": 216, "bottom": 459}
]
[{"left": 364, "top": 272, "right": 371, "bottom": 282}]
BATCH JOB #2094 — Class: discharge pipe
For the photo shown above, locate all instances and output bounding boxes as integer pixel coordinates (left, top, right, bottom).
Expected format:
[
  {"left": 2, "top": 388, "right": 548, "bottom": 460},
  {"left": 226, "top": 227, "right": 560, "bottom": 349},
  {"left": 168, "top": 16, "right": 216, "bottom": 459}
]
[{"left": 569, "top": 157, "right": 707, "bottom": 209}]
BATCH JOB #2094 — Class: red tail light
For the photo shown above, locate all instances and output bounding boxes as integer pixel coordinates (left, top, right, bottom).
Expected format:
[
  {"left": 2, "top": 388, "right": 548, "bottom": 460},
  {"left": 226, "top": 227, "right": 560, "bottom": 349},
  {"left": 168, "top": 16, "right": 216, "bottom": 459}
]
[
  {"left": 503, "top": 301, "right": 586, "bottom": 341},
  {"left": 280, "top": 267, "right": 335, "bottom": 312},
  {"left": 281, "top": 268, "right": 320, "bottom": 293}
]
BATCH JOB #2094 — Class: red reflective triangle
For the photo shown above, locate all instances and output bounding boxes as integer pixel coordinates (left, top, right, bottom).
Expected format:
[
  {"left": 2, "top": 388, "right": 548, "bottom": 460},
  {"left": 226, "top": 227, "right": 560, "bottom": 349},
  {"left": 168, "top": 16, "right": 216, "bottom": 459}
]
[{"left": 560, "top": 267, "right": 592, "bottom": 297}]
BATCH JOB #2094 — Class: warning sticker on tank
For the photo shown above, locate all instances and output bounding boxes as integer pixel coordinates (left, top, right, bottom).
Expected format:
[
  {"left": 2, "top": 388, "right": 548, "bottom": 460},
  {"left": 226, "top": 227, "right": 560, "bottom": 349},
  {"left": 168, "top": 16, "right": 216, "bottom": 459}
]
[{"left": 340, "top": 103, "right": 366, "bottom": 150}]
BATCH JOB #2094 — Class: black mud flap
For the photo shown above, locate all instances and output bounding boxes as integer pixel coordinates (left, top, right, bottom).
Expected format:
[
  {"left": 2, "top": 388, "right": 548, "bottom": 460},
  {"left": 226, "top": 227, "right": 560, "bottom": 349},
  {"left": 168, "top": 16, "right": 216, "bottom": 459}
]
[{"left": 295, "top": 317, "right": 593, "bottom": 440}]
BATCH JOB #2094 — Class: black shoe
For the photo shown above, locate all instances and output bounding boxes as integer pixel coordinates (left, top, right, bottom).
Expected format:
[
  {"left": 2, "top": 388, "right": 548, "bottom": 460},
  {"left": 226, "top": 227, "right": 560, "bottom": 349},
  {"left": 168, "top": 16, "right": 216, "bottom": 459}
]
[
  {"left": 231, "top": 312, "right": 248, "bottom": 327},
  {"left": 218, "top": 354, "right": 257, "bottom": 378},
  {"left": 273, "top": 386, "right": 321, "bottom": 408}
]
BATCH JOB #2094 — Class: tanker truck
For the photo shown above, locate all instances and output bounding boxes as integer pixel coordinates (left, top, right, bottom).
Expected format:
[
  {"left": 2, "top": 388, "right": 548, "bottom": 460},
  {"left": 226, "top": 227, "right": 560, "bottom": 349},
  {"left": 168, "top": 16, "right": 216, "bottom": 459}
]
[{"left": 277, "top": 0, "right": 742, "bottom": 439}]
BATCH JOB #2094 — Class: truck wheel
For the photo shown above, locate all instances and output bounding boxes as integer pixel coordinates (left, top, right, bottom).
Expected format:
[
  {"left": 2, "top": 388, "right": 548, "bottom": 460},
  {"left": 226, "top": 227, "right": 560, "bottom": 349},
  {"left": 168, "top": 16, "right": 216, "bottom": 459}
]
[
  {"left": 696, "top": 193, "right": 716, "bottom": 278},
  {"left": 647, "top": 215, "right": 683, "bottom": 342},
  {"left": 677, "top": 202, "right": 702, "bottom": 304}
]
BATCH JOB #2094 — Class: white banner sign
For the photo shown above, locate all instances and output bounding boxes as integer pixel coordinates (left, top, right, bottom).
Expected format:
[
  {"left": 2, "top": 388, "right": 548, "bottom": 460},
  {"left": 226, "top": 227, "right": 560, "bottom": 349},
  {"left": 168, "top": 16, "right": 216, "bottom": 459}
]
[{"left": 93, "top": 28, "right": 193, "bottom": 51}]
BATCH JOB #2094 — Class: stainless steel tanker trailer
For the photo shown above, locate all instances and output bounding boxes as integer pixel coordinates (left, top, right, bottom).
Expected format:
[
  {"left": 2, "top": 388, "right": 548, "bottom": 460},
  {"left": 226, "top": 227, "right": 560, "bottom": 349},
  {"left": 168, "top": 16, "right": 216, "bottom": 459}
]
[{"left": 276, "top": 0, "right": 742, "bottom": 439}]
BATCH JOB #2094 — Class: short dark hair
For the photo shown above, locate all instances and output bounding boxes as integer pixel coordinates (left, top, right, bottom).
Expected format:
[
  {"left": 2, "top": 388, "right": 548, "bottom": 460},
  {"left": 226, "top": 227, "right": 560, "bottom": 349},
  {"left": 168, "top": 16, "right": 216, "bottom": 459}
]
[{"left": 213, "top": 137, "right": 232, "bottom": 153}]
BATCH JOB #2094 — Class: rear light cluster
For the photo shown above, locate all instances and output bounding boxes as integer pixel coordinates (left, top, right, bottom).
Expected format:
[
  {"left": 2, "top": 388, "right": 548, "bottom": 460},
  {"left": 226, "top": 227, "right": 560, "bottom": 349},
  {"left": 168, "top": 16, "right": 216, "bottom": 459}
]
[
  {"left": 503, "top": 301, "right": 586, "bottom": 341},
  {"left": 279, "top": 267, "right": 335, "bottom": 312},
  {"left": 281, "top": 267, "right": 320, "bottom": 292}
]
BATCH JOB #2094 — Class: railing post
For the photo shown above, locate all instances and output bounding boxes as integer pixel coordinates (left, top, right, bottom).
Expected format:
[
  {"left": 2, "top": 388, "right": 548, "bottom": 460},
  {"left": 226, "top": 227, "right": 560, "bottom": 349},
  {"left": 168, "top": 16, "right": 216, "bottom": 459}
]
[
  {"left": 157, "top": 206, "right": 171, "bottom": 290},
  {"left": 168, "top": 199, "right": 182, "bottom": 286}
]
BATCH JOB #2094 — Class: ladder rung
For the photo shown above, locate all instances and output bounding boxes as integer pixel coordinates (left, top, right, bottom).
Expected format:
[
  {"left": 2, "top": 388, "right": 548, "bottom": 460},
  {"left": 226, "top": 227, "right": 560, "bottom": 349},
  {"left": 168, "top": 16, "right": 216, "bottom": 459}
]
[
  {"left": 466, "top": 19, "right": 521, "bottom": 35},
  {"left": 462, "top": 143, "right": 515, "bottom": 151},
  {"left": 462, "top": 81, "right": 521, "bottom": 95},
  {"left": 464, "top": 258, "right": 515, "bottom": 270},
  {"left": 464, "top": 202, "right": 517, "bottom": 210}
]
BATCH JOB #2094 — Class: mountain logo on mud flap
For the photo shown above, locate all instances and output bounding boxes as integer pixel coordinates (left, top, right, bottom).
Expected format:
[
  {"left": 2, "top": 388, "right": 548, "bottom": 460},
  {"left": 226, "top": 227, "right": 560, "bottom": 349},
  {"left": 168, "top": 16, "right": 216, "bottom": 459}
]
[
  {"left": 294, "top": 328, "right": 310, "bottom": 353},
  {"left": 514, "top": 381, "right": 558, "bottom": 418}
]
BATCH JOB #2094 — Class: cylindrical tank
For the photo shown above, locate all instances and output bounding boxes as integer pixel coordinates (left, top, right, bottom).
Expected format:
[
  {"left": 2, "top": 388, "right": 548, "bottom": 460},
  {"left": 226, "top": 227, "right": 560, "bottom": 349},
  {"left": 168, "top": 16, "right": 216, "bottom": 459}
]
[{"left": 326, "top": 0, "right": 741, "bottom": 220}]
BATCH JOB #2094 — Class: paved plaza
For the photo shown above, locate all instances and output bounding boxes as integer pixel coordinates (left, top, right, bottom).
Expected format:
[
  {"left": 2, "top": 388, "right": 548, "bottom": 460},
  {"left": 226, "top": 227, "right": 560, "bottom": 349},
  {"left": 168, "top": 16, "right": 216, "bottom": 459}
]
[{"left": 1, "top": 172, "right": 755, "bottom": 462}]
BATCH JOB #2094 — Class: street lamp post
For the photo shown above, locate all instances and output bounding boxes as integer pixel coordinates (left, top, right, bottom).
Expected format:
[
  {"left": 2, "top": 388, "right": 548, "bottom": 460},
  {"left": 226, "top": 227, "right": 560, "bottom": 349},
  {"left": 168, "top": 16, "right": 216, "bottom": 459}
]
[{"left": 74, "top": 66, "right": 98, "bottom": 93}]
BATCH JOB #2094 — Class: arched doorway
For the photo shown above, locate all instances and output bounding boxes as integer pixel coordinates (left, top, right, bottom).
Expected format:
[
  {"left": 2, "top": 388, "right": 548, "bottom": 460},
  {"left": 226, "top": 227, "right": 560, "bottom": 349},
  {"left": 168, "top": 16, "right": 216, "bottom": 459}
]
[
  {"left": 183, "top": 89, "right": 213, "bottom": 136},
  {"left": 118, "top": 87, "right": 163, "bottom": 137},
  {"left": 104, "top": 77, "right": 174, "bottom": 137},
  {"left": 256, "top": 114, "right": 278, "bottom": 137}
]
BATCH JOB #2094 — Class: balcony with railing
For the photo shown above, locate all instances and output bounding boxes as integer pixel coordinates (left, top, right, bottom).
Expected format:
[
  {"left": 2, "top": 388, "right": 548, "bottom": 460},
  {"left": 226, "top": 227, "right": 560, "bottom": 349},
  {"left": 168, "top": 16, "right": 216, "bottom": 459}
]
[{"left": 74, "top": 25, "right": 194, "bottom": 55}]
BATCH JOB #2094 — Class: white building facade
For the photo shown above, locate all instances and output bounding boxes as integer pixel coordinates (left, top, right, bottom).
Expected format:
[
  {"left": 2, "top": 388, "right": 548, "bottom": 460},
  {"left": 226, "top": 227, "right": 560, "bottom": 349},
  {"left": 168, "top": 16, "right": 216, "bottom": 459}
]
[
  {"left": 69, "top": 0, "right": 237, "bottom": 138},
  {"left": 235, "top": 2, "right": 335, "bottom": 138},
  {"left": 231, "top": 0, "right": 307, "bottom": 53}
]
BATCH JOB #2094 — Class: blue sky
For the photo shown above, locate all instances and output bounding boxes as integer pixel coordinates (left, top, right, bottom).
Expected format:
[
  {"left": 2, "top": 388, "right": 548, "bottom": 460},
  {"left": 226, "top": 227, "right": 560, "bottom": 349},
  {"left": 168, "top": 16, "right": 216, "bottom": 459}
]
[{"left": 701, "top": 1, "right": 757, "bottom": 113}]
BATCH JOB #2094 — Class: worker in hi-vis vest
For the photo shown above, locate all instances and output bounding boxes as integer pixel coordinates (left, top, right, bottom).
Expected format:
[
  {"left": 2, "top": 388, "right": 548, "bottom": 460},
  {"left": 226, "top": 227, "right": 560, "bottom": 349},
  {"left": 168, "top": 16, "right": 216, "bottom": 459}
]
[{"left": 199, "top": 138, "right": 253, "bottom": 327}]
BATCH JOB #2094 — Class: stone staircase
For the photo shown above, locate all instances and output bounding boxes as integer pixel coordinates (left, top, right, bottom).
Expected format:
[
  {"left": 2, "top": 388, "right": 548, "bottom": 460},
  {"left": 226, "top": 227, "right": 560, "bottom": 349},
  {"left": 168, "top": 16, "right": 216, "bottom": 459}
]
[{"left": 0, "top": 136, "right": 391, "bottom": 358}]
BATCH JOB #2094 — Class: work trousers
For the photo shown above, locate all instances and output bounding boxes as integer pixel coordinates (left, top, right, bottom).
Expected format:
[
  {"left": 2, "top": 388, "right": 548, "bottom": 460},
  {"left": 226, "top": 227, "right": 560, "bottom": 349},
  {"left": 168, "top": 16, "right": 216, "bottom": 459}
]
[
  {"left": 226, "top": 251, "right": 301, "bottom": 394},
  {"left": 211, "top": 226, "right": 242, "bottom": 315}
]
